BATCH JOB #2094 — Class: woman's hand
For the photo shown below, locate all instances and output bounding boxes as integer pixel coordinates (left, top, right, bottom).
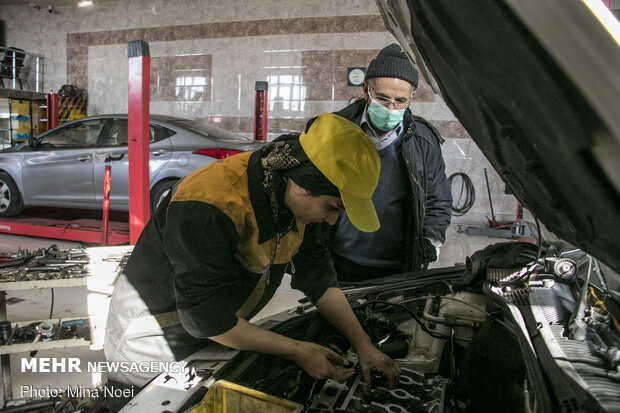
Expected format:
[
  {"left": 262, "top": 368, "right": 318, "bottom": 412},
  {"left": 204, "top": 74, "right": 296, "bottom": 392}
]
[
  {"left": 209, "top": 318, "right": 355, "bottom": 383},
  {"left": 290, "top": 341, "right": 355, "bottom": 383},
  {"left": 355, "top": 342, "right": 402, "bottom": 388}
]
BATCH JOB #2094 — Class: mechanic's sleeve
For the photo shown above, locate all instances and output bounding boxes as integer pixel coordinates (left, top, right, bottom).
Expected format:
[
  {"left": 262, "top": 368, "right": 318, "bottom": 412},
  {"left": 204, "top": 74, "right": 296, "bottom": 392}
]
[
  {"left": 290, "top": 222, "right": 340, "bottom": 304},
  {"left": 162, "top": 200, "right": 242, "bottom": 338},
  {"left": 421, "top": 125, "right": 452, "bottom": 245}
]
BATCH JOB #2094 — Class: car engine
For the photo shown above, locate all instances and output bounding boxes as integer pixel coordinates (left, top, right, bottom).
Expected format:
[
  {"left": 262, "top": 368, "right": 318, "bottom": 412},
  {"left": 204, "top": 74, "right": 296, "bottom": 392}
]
[
  {"left": 198, "top": 241, "right": 620, "bottom": 413},
  {"left": 129, "top": 241, "right": 620, "bottom": 413}
]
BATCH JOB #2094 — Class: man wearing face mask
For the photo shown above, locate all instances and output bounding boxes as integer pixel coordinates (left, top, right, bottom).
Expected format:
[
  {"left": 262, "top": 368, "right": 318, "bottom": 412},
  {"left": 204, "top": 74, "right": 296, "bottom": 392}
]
[{"left": 305, "top": 43, "right": 452, "bottom": 280}]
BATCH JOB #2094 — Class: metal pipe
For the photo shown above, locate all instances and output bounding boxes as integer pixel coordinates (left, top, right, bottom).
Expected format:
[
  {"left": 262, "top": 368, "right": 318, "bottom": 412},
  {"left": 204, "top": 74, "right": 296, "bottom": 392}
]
[
  {"left": 422, "top": 297, "right": 476, "bottom": 328},
  {"left": 568, "top": 256, "right": 593, "bottom": 341},
  {"left": 34, "top": 56, "right": 41, "bottom": 93},
  {"left": 484, "top": 168, "right": 496, "bottom": 222}
]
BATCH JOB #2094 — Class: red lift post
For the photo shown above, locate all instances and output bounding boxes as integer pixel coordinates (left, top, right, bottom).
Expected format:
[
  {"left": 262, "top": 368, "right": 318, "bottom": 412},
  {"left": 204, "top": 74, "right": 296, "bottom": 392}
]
[
  {"left": 127, "top": 40, "right": 151, "bottom": 244},
  {"left": 45, "top": 93, "right": 59, "bottom": 129},
  {"left": 253, "top": 81, "right": 268, "bottom": 142}
]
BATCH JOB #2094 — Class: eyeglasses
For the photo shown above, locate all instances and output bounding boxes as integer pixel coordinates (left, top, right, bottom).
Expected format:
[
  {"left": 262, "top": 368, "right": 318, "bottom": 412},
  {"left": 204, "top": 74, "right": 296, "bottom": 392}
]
[{"left": 369, "top": 87, "right": 411, "bottom": 110}]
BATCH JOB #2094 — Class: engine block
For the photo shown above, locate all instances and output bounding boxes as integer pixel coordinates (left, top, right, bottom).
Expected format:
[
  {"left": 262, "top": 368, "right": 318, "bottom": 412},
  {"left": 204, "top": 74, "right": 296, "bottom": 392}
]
[{"left": 307, "top": 366, "right": 446, "bottom": 413}]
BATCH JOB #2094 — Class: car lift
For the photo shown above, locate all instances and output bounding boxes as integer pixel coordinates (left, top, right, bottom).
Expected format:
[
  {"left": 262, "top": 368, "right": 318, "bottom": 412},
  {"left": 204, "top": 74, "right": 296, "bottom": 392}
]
[
  {"left": 0, "top": 40, "right": 152, "bottom": 246},
  {"left": 457, "top": 168, "right": 533, "bottom": 240}
]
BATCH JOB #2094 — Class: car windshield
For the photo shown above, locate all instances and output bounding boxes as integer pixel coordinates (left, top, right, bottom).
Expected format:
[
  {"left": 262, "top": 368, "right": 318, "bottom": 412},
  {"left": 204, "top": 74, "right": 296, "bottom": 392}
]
[{"left": 169, "top": 119, "right": 251, "bottom": 142}]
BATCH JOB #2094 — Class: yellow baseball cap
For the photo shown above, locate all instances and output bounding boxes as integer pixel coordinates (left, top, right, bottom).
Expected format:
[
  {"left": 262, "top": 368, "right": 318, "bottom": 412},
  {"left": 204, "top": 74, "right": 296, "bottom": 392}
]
[{"left": 300, "top": 113, "right": 381, "bottom": 233}]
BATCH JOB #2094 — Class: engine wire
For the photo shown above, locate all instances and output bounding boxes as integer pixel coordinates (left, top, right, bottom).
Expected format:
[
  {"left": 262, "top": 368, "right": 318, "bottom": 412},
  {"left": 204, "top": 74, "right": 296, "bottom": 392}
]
[
  {"left": 370, "top": 279, "right": 456, "bottom": 302},
  {"left": 588, "top": 287, "right": 620, "bottom": 334},
  {"left": 534, "top": 215, "right": 543, "bottom": 260},
  {"left": 361, "top": 300, "right": 450, "bottom": 339}
]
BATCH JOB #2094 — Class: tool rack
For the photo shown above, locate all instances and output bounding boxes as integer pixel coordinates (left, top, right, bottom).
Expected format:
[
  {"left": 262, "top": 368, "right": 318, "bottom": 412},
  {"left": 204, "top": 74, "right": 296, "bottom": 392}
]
[{"left": 0, "top": 245, "right": 131, "bottom": 407}]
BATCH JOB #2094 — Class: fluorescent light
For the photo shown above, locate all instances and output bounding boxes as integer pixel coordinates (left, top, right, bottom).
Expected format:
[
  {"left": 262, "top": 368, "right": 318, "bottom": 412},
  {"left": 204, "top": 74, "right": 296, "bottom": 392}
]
[{"left": 77, "top": 0, "right": 93, "bottom": 7}]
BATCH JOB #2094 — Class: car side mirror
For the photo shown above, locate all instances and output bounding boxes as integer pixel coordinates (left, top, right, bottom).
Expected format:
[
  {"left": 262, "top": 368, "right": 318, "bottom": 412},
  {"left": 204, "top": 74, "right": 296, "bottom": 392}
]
[{"left": 27, "top": 138, "right": 37, "bottom": 148}]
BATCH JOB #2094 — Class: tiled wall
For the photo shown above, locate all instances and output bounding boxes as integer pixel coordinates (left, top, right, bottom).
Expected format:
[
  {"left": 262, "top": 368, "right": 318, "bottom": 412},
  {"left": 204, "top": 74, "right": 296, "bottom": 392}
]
[
  {"left": 150, "top": 54, "right": 212, "bottom": 102},
  {"left": 1, "top": 0, "right": 517, "bottom": 223}
]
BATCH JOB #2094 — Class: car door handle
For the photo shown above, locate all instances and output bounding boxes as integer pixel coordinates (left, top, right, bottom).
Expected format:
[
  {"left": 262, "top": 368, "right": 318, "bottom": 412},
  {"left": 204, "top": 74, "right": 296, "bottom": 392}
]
[
  {"left": 151, "top": 150, "right": 168, "bottom": 156},
  {"left": 78, "top": 156, "right": 90, "bottom": 162},
  {"left": 107, "top": 153, "right": 125, "bottom": 162}
]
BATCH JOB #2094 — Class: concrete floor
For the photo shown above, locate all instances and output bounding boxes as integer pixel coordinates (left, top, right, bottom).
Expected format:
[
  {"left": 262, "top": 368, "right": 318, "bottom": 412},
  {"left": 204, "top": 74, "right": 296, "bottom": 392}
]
[{"left": 0, "top": 223, "right": 510, "bottom": 402}]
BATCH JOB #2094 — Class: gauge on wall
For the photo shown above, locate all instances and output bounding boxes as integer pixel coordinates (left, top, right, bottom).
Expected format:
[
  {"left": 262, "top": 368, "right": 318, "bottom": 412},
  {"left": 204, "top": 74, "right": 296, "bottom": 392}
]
[{"left": 347, "top": 67, "right": 366, "bottom": 86}]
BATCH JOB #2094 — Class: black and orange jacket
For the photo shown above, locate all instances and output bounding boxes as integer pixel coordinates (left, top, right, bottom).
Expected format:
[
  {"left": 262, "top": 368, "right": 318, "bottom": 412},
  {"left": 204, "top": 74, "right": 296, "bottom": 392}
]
[{"left": 123, "top": 148, "right": 339, "bottom": 339}]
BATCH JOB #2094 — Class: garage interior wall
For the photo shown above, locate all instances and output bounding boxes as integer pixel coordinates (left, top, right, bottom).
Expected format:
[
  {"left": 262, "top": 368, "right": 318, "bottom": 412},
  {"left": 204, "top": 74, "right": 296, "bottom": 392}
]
[{"left": 0, "top": 0, "right": 517, "bottom": 224}]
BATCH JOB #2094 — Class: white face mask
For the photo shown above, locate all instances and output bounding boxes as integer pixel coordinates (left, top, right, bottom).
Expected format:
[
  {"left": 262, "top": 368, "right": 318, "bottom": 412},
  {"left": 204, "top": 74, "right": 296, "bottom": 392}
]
[{"left": 367, "top": 97, "right": 406, "bottom": 131}]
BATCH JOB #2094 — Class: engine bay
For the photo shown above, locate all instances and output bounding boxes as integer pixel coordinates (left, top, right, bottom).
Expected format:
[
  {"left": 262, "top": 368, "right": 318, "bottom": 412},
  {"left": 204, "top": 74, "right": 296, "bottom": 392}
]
[{"left": 128, "top": 241, "right": 620, "bottom": 412}]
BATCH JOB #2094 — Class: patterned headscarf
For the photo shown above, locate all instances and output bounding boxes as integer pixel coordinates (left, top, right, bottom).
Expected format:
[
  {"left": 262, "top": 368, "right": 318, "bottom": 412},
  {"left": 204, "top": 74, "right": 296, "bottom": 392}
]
[
  {"left": 260, "top": 139, "right": 301, "bottom": 193},
  {"left": 259, "top": 135, "right": 339, "bottom": 226}
]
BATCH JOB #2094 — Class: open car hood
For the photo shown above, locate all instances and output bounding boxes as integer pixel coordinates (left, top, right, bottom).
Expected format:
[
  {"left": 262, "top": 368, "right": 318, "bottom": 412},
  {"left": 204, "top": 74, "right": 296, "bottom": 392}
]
[{"left": 376, "top": 0, "right": 620, "bottom": 275}]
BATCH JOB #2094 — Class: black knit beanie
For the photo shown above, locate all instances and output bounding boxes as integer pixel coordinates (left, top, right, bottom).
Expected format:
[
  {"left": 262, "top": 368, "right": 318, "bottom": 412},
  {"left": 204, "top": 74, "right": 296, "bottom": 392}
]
[{"left": 365, "top": 43, "right": 418, "bottom": 88}]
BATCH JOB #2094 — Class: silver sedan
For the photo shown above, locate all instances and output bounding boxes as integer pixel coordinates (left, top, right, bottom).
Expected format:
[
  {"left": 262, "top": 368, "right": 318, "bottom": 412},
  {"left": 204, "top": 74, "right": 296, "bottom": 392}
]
[{"left": 0, "top": 114, "right": 265, "bottom": 217}]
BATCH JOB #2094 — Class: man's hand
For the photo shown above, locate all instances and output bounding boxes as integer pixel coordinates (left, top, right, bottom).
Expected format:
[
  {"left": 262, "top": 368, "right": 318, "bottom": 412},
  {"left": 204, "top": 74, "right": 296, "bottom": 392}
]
[
  {"left": 355, "top": 342, "right": 401, "bottom": 388},
  {"left": 290, "top": 341, "right": 355, "bottom": 383}
]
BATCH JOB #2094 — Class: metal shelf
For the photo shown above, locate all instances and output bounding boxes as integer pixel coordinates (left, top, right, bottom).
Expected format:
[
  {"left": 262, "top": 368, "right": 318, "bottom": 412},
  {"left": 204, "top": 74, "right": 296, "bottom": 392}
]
[
  {"left": 0, "top": 245, "right": 130, "bottom": 406},
  {"left": 0, "top": 317, "right": 91, "bottom": 355},
  {"left": 0, "top": 276, "right": 89, "bottom": 292}
]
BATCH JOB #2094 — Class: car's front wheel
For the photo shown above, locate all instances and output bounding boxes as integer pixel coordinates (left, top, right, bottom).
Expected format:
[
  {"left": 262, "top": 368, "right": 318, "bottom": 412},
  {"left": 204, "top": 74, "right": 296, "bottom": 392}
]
[
  {"left": 150, "top": 179, "right": 178, "bottom": 215},
  {"left": 0, "top": 172, "right": 23, "bottom": 218}
]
